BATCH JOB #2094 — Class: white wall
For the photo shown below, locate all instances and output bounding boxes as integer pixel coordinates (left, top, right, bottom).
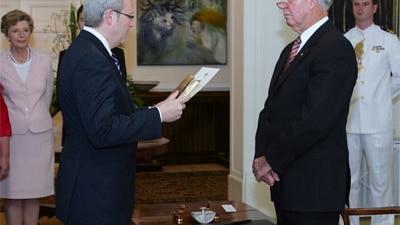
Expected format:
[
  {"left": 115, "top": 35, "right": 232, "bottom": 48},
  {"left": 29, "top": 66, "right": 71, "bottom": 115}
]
[{"left": 229, "top": 0, "right": 297, "bottom": 218}]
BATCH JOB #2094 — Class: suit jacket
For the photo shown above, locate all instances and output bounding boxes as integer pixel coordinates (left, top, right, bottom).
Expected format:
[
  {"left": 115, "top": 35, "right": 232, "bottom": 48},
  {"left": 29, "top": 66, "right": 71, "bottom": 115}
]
[
  {"left": 55, "top": 30, "right": 162, "bottom": 225},
  {"left": 58, "top": 47, "right": 127, "bottom": 146},
  {"left": 255, "top": 21, "right": 357, "bottom": 212},
  {"left": 0, "top": 49, "right": 53, "bottom": 134},
  {"left": 58, "top": 47, "right": 127, "bottom": 78}
]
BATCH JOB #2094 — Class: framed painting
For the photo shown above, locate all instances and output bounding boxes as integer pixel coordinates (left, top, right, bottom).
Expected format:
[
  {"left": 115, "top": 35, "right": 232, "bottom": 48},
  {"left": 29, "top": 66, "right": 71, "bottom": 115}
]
[{"left": 137, "top": 0, "right": 227, "bottom": 65}]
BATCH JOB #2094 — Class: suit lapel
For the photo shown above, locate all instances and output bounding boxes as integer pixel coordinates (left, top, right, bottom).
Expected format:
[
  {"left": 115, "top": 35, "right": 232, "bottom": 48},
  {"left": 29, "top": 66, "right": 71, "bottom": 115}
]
[
  {"left": 80, "top": 31, "right": 124, "bottom": 81},
  {"left": 272, "top": 21, "right": 333, "bottom": 92},
  {"left": 26, "top": 50, "right": 43, "bottom": 84},
  {"left": 79, "top": 31, "right": 134, "bottom": 110},
  {"left": 273, "top": 44, "right": 307, "bottom": 91},
  {"left": 1, "top": 54, "right": 25, "bottom": 85}
]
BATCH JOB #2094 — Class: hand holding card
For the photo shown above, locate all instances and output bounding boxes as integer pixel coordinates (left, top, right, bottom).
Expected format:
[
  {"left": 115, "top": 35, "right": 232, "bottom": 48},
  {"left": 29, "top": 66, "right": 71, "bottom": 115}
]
[{"left": 175, "top": 67, "right": 220, "bottom": 98}]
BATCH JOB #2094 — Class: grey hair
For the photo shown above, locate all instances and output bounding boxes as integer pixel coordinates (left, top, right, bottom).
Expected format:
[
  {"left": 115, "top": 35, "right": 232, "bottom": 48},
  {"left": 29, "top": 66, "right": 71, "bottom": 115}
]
[
  {"left": 83, "top": 0, "right": 124, "bottom": 27},
  {"left": 319, "top": 0, "right": 333, "bottom": 10}
]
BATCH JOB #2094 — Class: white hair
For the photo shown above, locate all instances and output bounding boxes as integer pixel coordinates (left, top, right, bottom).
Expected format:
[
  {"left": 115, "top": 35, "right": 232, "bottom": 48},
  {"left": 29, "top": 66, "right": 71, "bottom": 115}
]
[
  {"left": 84, "top": 0, "right": 124, "bottom": 28},
  {"left": 319, "top": 0, "right": 333, "bottom": 10}
]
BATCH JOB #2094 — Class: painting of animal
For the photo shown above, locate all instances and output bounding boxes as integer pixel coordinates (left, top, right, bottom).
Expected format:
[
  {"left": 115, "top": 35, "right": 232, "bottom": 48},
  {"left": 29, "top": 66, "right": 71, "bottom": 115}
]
[{"left": 137, "top": 0, "right": 227, "bottom": 65}]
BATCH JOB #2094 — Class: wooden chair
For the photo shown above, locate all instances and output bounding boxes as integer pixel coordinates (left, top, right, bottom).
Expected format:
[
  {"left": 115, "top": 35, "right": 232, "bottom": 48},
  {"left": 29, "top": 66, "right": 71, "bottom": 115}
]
[{"left": 340, "top": 206, "right": 400, "bottom": 225}]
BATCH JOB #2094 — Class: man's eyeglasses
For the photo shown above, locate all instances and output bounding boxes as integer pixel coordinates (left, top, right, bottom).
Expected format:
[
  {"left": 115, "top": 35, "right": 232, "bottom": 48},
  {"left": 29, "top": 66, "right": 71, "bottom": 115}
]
[
  {"left": 113, "top": 10, "right": 135, "bottom": 19},
  {"left": 276, "top": 0, "right": 296, "bottom": 9}
]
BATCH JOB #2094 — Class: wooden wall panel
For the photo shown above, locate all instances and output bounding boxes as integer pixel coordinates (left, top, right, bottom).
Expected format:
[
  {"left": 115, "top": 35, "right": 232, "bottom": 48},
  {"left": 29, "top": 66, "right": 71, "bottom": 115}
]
[{"left": 135, "top": 91, "right": 230, "bottom": 164}]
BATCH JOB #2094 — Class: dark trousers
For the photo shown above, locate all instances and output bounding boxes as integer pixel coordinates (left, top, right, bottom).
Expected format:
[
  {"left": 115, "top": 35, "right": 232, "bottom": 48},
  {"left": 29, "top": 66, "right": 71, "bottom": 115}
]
[{"left": 275, "top": 203, "right": 340, "bottom": 225}]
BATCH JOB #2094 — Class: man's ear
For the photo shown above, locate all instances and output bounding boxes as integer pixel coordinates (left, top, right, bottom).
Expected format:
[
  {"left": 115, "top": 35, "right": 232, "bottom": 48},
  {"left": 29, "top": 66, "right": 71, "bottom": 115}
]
[
  {"left": 103, "top": 8, "right": 115, "bottom": 25},
  {"left": 372, "top": 3, "right": 378, "bottom": 14}
]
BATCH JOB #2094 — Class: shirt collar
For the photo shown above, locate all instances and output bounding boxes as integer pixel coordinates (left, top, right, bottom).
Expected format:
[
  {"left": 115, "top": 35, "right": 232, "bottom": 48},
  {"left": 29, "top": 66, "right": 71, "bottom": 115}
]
[
  {"left": 83, "top": 26, "right": 112, "bottom": 56},
  {"left": 299, "top": 17, "right": 329, "bottom": 49},
  {"left": 355, "top": 23, "right": 376, "bottom": 36}
]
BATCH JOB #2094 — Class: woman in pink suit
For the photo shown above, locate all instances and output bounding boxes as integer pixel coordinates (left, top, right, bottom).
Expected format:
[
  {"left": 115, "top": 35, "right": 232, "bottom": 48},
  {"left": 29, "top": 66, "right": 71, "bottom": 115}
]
[
  {"left": 0, "top": 10, "right": 54, "bottom": 225},
  {"left": 0, "top": 83, "right": 11, "bottom": 181}
]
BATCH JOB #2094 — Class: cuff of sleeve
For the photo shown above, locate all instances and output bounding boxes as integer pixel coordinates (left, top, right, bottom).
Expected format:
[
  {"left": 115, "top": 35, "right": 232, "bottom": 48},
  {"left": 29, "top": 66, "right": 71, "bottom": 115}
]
[{"left": 149, "top": 106, "right": 162, "bottom": 122}]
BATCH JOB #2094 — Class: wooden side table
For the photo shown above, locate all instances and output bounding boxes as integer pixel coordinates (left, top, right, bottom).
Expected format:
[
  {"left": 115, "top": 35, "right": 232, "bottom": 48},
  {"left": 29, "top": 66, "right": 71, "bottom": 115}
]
[
  {"left": 55, "top": 137, "right": 169, "bottom": 171},
  {"left": 132, "top": 200, "right": 276, "bottom": 225},
  {"left": 137, "top": 137, "right": 169, "bottom": 162},
  {"left": 136, "top": 137, "right": 169, "bottom": 172}
]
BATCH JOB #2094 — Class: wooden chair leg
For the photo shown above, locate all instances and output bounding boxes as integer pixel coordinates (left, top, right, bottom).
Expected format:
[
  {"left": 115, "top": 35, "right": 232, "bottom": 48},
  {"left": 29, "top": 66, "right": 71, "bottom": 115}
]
[{"left": 340, "top": 210, "right": 351, "bottom": 225}]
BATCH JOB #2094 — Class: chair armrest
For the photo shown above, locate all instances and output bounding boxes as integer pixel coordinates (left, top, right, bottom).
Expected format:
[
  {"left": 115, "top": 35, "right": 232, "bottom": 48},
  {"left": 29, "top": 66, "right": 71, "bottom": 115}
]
[
  {"left": 341, "top": 206, "right": 400, "bottom": 225},
  {"left": 343, "top": 207, "right": 400, "bottom": 216}
]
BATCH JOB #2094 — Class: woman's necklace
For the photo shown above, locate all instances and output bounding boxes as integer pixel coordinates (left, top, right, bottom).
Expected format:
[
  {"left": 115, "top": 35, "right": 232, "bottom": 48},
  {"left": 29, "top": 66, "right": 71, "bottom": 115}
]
[{"left": 9, "top": 47, "right": 31, "bottom": 65}]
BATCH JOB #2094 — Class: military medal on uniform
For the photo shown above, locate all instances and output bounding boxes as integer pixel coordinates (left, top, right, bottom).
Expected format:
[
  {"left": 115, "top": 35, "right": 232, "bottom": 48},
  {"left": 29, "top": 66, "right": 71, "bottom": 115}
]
[{"left": 354, "top": 37, "right": 365, "bottom": 71}]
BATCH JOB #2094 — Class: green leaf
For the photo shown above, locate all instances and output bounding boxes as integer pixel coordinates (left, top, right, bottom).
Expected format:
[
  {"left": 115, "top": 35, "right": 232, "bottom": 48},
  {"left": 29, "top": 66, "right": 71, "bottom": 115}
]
[
  {"left": 69, "top": 4, "right": 77, "bottom": 41},
  {"left": 50, "top": 78, "right": 60, "bottom": 117}
]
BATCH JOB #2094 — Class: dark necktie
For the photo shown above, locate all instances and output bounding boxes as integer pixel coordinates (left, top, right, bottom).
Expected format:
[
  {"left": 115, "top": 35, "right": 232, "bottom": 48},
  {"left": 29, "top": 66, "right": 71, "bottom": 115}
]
[
  {"left": 284, "top": 37, "right": 301, "bottom": 70},
  {"left": 111, "top": 53, "right": 122, "bottom": 75}
]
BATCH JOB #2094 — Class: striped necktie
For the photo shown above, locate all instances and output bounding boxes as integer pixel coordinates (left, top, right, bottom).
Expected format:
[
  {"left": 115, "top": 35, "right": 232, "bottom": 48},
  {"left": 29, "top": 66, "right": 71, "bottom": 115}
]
[
  {"left": 111, "top": 53, "right": 122, "bottom": 75},
  {"left": 284, "top": 37, "right": 301, "bottom": 70}
]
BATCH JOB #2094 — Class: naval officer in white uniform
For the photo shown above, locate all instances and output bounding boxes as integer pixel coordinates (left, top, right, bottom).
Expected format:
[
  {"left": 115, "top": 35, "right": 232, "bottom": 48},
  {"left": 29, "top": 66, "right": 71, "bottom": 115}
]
[{"left": 344, "top": 0, "right": 400, "bottom": 225}]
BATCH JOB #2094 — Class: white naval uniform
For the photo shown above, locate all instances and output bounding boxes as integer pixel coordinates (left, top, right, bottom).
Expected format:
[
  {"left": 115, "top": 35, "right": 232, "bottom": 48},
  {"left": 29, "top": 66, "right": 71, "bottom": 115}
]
[{"left": 345, "top": 24, "right": 400, "bottom": 225}]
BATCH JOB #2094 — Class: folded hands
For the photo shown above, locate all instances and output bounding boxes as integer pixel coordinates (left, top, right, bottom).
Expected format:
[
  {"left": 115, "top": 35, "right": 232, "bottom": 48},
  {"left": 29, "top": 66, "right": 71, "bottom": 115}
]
[{"left": 252, "top": 156, "right": 280, "bottom": 186}]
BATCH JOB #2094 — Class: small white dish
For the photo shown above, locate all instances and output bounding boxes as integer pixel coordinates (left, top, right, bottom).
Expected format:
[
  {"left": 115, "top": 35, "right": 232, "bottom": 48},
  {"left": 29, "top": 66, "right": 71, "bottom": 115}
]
[{"left": 191, "top": 208, "right": 216, "bottom": 224}]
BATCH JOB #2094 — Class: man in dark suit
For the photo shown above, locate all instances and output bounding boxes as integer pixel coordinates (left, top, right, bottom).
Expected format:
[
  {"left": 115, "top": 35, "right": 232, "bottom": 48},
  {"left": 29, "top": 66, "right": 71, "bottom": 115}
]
[
  {"left": 252, "top": 0, "right": 358, "bottom": 224},
  {"left": 55, "top": 0, "right": 190, "bottom": 224},
  {"left": 58, "top": 4, "right": 128, "bottom": 146}
]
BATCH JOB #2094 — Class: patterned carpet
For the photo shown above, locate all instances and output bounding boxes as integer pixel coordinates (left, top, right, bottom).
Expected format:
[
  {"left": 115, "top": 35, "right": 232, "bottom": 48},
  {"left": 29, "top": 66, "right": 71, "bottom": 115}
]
[
  {"left": 33, "top": 164, "right": 227, "bottom": 218},
  {"left": 0, "top": 164, "right": 228, "bottom": 224},
  {"left": 135, "top": 164, "right": 228, "bottom": 204}
]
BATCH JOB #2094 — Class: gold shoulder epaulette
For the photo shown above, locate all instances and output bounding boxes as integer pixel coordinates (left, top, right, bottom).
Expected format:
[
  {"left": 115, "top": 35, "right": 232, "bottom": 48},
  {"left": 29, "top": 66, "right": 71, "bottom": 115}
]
[{"left": 380, "top": 26, "right": 395, "bottom": 34}]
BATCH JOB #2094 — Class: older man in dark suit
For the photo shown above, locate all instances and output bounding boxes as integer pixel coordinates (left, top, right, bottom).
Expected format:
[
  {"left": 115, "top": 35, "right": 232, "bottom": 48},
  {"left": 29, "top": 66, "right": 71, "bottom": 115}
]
[
  {"left": 252, "top": 0, "right": 358, "bottom": 225},
  {"left": 55, "top": 0, "right": 190, "bottom": 224}
]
